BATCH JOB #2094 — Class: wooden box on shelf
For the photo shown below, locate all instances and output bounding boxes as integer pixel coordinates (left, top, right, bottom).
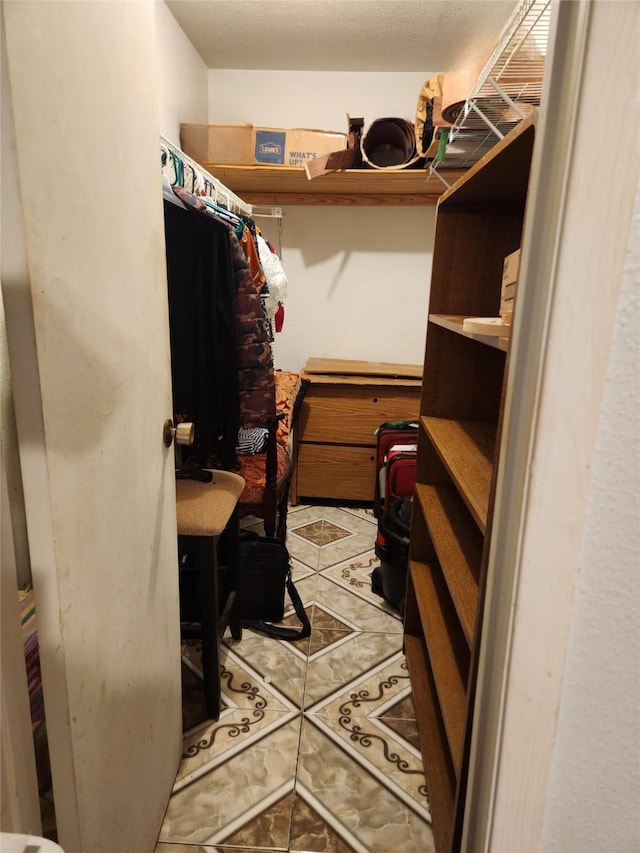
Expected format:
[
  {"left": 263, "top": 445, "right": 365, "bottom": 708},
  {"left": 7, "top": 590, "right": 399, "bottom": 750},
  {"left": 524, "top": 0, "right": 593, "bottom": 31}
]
[
  {"left": 404, "top": 112, "right": 537, "bottom": 852},
  {"left": 291, "top": 358, "right": 422, "bottom": 504}
]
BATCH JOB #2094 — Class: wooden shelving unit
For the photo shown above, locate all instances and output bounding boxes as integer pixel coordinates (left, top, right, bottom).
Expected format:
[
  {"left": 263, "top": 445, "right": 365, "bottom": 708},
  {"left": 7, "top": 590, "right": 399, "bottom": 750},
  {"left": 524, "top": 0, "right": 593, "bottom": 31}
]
[
  {"left": 415, "top": 483, "right": 481, "bottom": 646},
  {"left": 404, "top": 111, "right": 537, "bottom": 851},
  {"left": 202, "top": 163, "right": 466, "bottom": 206}
]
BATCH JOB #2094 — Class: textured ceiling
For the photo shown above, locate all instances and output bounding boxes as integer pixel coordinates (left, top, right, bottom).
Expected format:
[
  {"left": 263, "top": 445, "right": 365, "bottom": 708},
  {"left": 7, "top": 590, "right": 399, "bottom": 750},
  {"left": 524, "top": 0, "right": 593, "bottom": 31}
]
[{"left": 165, "top": 0, "right": 519, "bottom": 72}]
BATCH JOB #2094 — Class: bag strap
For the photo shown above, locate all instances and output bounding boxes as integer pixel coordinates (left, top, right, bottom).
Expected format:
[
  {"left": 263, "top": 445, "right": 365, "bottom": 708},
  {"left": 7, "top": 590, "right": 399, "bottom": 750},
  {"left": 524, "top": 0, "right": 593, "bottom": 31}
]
[{"left": 244, "top": 568, "right": 311, "bottom": 641}]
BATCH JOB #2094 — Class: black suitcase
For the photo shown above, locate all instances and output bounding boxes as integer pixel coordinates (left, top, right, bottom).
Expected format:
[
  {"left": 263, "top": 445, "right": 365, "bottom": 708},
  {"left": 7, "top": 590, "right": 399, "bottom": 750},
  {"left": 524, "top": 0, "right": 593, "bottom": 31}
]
[{"left": 372, "top": 497, "right": 413, "bottom": 614}]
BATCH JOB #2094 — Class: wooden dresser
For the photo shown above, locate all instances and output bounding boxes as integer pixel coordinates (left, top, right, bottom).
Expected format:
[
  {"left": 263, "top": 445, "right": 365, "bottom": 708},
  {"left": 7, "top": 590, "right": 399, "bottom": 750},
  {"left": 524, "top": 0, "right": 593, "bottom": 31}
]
[{"left": 291, "top": 358, "right": 422, "bottom": 504}]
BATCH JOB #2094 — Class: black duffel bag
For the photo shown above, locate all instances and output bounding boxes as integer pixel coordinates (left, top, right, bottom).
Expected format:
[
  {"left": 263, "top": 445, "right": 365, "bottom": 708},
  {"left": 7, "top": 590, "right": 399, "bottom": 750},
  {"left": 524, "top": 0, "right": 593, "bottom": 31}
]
[{"left": 236, "top": 530, "right": 311, "bottom": 641}]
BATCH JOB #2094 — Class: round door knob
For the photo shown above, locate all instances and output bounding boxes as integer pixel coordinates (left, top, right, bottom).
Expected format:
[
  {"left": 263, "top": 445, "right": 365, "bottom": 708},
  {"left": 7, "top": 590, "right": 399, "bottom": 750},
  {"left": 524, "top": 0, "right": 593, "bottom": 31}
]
[
  {"left": 163, "top": 419, "right": 194, "bottom": 447},
  {"left": 175, "top": 422, "right": 195, "bottom": 445}
]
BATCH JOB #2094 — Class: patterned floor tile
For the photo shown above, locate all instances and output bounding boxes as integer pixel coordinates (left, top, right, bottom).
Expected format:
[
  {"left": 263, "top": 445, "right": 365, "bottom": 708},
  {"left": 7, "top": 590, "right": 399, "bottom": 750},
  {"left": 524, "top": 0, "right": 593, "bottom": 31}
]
[
  {"left": 339, "top": 505, "right": 377, "bottom": 523},
  {"left": 159, "top": 713, "right": 302, "bottom": 849},
  {"left": 307, "top": 651, "right": 416, "bottom": 722},
  {"left": 156, "top": 840, "right": 279, "bottom": 852},
  {"left": 291, "top": 717, "right": 433, "bottom": 853},
  {"left": 287, "top": 506, "right": 378, "bottom": 570},
  {"left": 220, "top": 634, "right": 310, "bottom": 711},
  {"left": 312, "top": 574, "right": 402, "bottom": 634},
  {"left": 161, "top": 502, "right": 430, "bottom": 853},
  {"left": 293, "top": 518, "right": 353, "bottom": 546},
  {"left": 318, "top": 548, "right": 402, "bottom": 621},
  {"left": 303, "top": 631, "right": 404, "bottom": 710}
]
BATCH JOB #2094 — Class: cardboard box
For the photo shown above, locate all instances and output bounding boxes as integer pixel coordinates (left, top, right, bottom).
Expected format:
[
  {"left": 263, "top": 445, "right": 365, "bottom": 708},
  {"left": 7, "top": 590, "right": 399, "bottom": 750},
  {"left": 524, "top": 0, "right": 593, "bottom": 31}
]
[
  {"left": 502, "top": 248, "right": 521, "bottom": 287},
  {"left": 180, "top": 124, "right": 253, "bottom": 165},
  {"left": 500, "top": 249, "right": 521, "bottom": 323},
  {"left": 180, "top": 123, "right": 347, "bottom": 168}
]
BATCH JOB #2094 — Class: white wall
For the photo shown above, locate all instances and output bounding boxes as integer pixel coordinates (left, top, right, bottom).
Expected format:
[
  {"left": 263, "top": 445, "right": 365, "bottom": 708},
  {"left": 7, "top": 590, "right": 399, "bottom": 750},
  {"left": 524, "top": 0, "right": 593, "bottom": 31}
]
[
  {"left": 155, "top": 0, "right": 208, "bottom": 143},
  {"left": 209, "top": 69, "right": 436, "bottom": 372},
  {"left": 469, "top": 2, "right": 640, "bottom": 849},
  {"left": 540, "top": 184, "right": 640, "bottom": 852},
  {"left": 209, "top": 69, "right": 433, "bottom": 129}
]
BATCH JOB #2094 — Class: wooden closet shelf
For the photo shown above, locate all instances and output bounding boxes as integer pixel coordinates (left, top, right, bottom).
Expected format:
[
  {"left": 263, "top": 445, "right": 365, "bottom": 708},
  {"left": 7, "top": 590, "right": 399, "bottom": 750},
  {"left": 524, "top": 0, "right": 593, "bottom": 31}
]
[
  {"left": 409, "top": 560, "right": 469, "bottom": 772},
  {"left": 415, "top": 483, "right": 482, "bottom": 646},
  {"left": 303, "top": 357, "right": 422, "bottom": 380},
  {"left": 429, "top": 314, "right": 510, "bottom": 352},
  {"left": 403, "top": 632, "right": 456, "bottom": 853},
  {"left": 203, "top": 164, "right": 466, "bottom": 206},
  {"left": 421, "top": 416, "right": 496, "bottom": 534},
  {"left": 438, "top": 113, "right": 537, "bottom": 212},
  {"left": 301, "top": 373, "right": 422, "bottom": 389}
]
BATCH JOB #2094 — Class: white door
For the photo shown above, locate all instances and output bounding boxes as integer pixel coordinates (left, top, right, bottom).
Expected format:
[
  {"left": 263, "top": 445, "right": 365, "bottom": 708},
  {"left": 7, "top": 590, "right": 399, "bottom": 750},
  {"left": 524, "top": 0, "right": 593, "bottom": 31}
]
[{"left": 1, "top": 3, "right": 182, "bottom": 852}]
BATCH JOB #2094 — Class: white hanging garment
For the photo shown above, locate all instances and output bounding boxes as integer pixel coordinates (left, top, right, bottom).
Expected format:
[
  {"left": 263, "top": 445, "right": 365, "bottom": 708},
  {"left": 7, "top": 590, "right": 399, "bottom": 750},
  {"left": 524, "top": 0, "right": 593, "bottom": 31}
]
[{"left": 257, "top": 233, "right": 288, "bottom": 319}]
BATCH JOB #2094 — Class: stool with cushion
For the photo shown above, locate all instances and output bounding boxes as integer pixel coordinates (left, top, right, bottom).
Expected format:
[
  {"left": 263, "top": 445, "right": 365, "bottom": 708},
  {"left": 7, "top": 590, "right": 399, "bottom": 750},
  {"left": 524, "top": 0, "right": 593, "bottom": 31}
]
[{"left": 175, "top": 470, "right": 245, "bottom": 721}]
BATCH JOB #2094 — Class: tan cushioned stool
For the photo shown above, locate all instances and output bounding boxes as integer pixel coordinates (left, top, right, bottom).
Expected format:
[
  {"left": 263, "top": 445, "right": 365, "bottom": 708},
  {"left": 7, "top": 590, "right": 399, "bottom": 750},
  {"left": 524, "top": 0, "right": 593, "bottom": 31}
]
[
  {"left": 175, "top": 469, "right": 245, "bottom": 721},
  {"left": 176, "top": 470, "right": 245, "bottom": 536}
]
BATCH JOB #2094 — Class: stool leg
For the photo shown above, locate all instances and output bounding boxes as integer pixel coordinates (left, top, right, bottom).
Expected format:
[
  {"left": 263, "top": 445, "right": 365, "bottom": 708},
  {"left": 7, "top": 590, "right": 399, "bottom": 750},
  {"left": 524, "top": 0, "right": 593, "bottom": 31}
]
[
  {"left": 198, "top": 535, "right": 222, "bottom": 721},
  {"left": 226, "top": 508, "right": 242, "bottom": 641},
  {"left": 179, "top": 534, "right": 222, "bottom": 722},
  {"left": 217, "top": 510, "right": 242, "bottom": 642}
]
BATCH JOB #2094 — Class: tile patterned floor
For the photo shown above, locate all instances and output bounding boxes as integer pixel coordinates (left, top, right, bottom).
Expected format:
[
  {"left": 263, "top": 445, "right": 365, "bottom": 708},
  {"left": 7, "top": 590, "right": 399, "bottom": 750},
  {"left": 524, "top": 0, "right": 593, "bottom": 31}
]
[{"left": 156, "top": 503, "right": 434, "bottom": 853}]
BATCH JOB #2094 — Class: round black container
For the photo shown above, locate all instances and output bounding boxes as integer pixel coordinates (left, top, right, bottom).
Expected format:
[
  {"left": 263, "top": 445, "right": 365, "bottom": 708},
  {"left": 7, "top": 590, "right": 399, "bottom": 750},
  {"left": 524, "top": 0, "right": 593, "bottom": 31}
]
[
  {"left": 374, "top": 497, "right": 413, "bottom": 613},
  {"left": 361, "top": 117, "right": 422, "bottom": 170}
]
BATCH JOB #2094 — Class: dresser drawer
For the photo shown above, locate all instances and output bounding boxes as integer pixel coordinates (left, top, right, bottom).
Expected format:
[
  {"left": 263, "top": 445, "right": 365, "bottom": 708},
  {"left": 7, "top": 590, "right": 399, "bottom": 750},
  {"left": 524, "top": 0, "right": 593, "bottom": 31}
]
[
  {"left": 300, "top": 386, "right": 421, "bottom": 445},
  {"left": 296, "top": 443, "right": 377, "bottom": 501}
]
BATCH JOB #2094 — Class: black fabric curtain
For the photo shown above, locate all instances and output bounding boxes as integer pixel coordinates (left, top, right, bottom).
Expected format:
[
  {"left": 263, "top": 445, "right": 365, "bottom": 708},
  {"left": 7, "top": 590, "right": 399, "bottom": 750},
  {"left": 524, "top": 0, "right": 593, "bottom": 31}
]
[{"left": 163, "top": 198, "right": 240, "bottom": 470}]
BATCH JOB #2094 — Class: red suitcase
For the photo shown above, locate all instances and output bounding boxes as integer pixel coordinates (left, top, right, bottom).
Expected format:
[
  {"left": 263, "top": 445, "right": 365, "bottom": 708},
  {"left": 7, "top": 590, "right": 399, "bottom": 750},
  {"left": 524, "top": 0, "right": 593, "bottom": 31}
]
[
  {"left": 381, "top": 444, "right": 417, "bottom": 515},
  {"left": 374, "top": 421, "right": 419, "bottom": 516}
]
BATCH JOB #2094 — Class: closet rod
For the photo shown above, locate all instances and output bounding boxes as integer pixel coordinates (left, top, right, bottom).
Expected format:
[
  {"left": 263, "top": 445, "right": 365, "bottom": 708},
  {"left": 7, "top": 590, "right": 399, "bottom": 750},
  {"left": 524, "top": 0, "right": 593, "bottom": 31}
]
[
  {"left": 252, "top": 205, "right": 283, "bottom": 219},
  {"left": 161, "top": 134, "right": 254, "bottom": 217}
]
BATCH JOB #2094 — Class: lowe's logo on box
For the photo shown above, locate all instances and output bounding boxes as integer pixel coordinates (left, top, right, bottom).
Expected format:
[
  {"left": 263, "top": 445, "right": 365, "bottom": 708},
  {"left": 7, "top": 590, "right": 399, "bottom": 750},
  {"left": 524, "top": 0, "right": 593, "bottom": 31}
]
[{"left": 256, "top": 130, "right": 286, "bottom": 164}]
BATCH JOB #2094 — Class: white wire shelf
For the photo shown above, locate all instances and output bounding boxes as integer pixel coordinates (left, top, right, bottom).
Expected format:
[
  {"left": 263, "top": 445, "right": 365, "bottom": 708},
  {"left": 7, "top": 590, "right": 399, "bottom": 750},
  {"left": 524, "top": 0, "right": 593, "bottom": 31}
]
[{"left": 431, "top": 0, "right": 552, "bottom": 185}]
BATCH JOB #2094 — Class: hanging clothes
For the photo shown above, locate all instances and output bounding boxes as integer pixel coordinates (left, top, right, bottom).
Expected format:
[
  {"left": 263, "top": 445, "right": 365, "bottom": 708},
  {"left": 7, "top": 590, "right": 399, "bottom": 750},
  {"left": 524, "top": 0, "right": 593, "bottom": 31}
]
[
  {"left": 161, "top": 137, "right": 284, "bottom": 470},
  {"left": 257, "top": 233, "right": 288, "bottom": 324},
  {"left": 227, "top": 226, "right": 276, "bottom": 428},
  {"left": 163, "top": 196, "right": 240, "bottom": 470}
]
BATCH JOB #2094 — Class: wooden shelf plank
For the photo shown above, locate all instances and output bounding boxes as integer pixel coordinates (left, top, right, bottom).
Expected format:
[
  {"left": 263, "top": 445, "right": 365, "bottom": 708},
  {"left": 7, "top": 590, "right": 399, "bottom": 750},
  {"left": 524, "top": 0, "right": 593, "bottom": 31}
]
[
  {"left": 404, "top": 631, "right": 455, "bottom": 853},
  {"left": 421, "top": 417, "right": 496, "bottom": 534},
  {"left": 438, "top": 111, "right": 537, "bottom": 211},
  {"left": 202, "top": 164, "right": 466, "bottom": 206},
  {"left": 302, "top": 373, "right": 422, "bottom": 389},
  {"left": 409, "top": 560, "right": 468, "bottom": 772},
  {"left": 429, "top": 314, "right": 510, "bottom": 353},
  {"left": 415, "top": 484, "right": 482, "bottom": 647},
  {"left": 303, "top": 357, "right": 422, "bottom": 380}
]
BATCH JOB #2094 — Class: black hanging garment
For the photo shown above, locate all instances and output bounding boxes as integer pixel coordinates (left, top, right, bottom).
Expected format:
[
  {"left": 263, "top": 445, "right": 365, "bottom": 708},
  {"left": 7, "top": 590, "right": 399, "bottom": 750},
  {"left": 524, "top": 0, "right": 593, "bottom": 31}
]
[{"left": 163, "top": 198, "right": 240, "bottom": 470}]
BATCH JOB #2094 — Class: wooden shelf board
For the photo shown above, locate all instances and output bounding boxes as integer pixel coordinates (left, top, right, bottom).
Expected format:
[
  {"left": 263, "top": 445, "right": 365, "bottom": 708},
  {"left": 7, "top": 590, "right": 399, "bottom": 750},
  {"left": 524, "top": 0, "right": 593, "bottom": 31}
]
[
  {"left": 409, "top": 561, "right": 468, "bottom": 771},
  {"left": 429, "top": 314, "right": 510, "bottom": 353},
  {"left": 301, "top": 372, "right": 422, "bottom": 388},
  {"left": 421, "top": 417, "right": 496, "bottom": 534},
  {"left": 303, "top": 357, "right": 422, "bottom": 380},
  {"left": 438, "top": 112, "right": 537, "bottom": 211},
  {"left": 404, "top": 632, "right": 455, "bottom": 853},
  {"left": 415, "top": 483, "right": 482, "bottom": 647},
  {"left": 203, "top": 164, "right": 466, "bottom": 206}
]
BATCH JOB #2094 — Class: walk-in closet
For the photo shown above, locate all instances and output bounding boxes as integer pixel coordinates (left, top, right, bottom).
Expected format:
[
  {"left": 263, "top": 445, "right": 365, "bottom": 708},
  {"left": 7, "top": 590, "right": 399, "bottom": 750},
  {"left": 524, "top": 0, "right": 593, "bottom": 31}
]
[{"left": 1, "top": 2, "right": 638, "bottom": 853}]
